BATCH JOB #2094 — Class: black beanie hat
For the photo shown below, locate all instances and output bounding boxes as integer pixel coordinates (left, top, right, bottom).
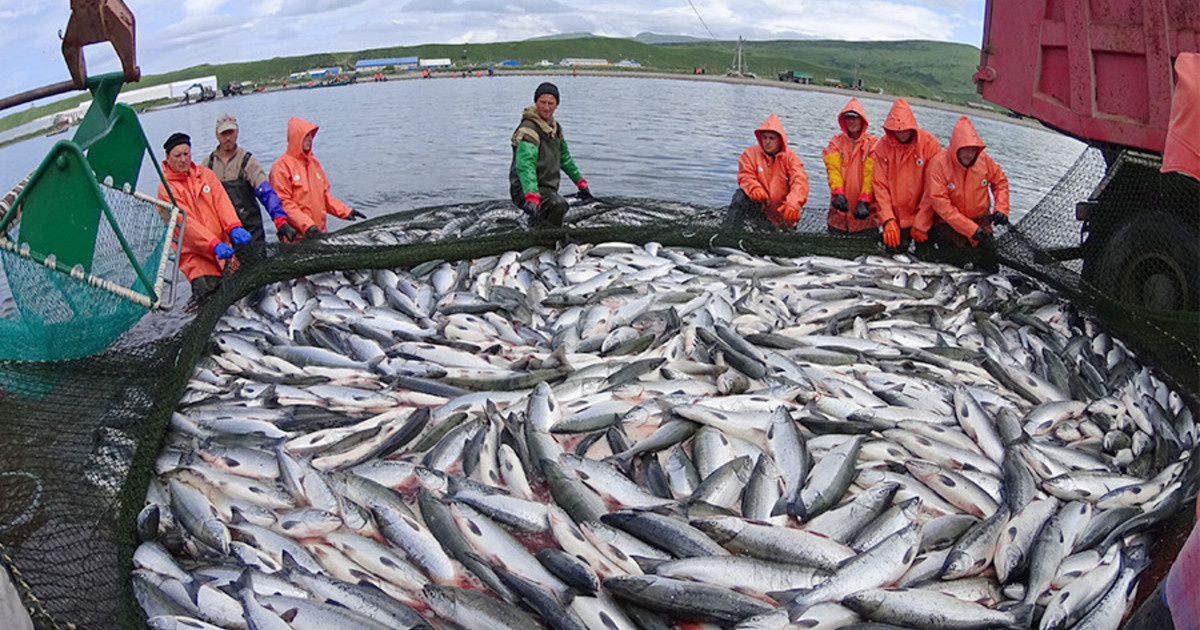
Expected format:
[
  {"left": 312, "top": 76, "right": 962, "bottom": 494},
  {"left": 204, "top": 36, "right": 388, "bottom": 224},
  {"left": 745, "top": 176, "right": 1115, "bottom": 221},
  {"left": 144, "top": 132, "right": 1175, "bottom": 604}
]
[
  {"left": 534, "top": 82, "right": 559, "bottom": 104},
  {"left": 163, "top": 132, "right": 191, "bottom": 153}
]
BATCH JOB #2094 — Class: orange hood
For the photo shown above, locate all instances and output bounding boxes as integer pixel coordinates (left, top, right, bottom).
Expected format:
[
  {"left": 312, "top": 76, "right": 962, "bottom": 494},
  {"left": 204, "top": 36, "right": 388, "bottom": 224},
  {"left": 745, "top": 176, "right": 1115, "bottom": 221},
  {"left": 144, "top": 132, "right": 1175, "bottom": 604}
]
[
  {"left": 838, "top": 98, "right": 869, "bottom": 136},
  {"left": 754, "top": 114, "right": 790, "bottom": 154},
  {"left": 286, "top": 117, "right": 319, "bottom": 160},
  {"left": 947, "top": 115, "right": 986, "bottom": 155},
  {"left": 882, "top": 98, "right": 918, "bottom": 134}
]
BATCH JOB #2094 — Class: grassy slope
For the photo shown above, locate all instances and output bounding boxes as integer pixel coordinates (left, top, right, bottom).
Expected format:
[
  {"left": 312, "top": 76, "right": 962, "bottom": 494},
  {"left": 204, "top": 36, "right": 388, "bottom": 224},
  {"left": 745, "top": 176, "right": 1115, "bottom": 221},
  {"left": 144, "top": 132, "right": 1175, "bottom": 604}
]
[{"left": 1, "top": 37, "right": 981, "bottom": 132}]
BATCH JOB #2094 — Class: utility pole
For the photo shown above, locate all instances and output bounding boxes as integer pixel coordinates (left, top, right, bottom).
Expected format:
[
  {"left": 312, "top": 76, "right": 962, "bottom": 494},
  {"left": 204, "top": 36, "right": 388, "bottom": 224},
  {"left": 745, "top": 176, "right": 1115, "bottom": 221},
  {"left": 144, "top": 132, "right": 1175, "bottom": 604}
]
[{"left": 730, "top": 36, "right": 746, "bottom": 76}]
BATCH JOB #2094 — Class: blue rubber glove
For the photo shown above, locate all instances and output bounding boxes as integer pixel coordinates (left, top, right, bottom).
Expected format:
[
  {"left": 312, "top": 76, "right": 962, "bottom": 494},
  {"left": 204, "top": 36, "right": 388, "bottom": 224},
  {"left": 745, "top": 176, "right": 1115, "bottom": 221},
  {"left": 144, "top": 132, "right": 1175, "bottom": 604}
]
[
  {"left": 255, "top": 181, "right": 286, "bottom": 221},
  {"left": 229, "top": 227, "right": 252, "bottom": 245},
  {"left": 213, "top": 242, "right": 235, "bottom": 260}
]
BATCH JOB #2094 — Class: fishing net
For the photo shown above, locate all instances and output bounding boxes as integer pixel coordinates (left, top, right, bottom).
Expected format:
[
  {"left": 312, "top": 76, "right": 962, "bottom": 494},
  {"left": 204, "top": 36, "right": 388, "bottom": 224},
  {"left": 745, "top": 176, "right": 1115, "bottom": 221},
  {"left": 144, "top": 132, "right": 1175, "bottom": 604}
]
[{"left": 0, "top": 143, "right": 1194, "bottom": 628}]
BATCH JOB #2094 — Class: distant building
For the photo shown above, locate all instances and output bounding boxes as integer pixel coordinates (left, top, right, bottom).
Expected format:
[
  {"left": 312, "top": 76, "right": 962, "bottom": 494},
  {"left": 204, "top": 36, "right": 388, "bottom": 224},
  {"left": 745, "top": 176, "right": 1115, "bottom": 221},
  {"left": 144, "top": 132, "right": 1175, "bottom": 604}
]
[
  {"left": 419, "top": 58, "right": 453, "bottom": 68},
  {"left": 537, "top": 60, "right": 555, "bottom": 67},
  {"left": 560, "top": 58, "right": 610, "bottom": 66},
  {"left": 355, "top": 57, "right": 418, "bottom": 71},
  {"left": 614, "top": 59, "right": 642, "bottom": 68},
  {"left": 307, "top": 67, "right": 342, "bottom": 78}
]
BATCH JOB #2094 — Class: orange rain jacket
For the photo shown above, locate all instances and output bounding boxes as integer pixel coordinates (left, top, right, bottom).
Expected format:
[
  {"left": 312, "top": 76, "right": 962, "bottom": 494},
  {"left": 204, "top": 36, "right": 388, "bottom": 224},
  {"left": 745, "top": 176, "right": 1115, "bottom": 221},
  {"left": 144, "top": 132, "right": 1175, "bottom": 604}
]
[
  {"left": 269, "top": 117, "right": 351, "bottom": 234},
  {"left": 158, "top": 162, "right": 243, "bottom": 281},
  {"left": 823, "top": 98, "right": 878, "bottom": 232},
  {"left": 871, "top": 98, "right": 942, "bottom": 229},
  {"left": 1162, "top": 52, "right": 1200, "bottom": 182},
  {"left": 918, "top": 116, "right": 1010, "bottom": 242},
  {"left": 736, "top": 114, "right": 809, "bottom": 227}
]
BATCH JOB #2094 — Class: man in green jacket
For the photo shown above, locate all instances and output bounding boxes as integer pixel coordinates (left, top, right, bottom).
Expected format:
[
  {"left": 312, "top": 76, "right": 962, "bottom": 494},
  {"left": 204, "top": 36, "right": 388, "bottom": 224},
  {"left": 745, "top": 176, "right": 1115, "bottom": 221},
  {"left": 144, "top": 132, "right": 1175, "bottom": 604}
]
[{"left": 509, "top": 82, "right": 593, "bottom": 227}]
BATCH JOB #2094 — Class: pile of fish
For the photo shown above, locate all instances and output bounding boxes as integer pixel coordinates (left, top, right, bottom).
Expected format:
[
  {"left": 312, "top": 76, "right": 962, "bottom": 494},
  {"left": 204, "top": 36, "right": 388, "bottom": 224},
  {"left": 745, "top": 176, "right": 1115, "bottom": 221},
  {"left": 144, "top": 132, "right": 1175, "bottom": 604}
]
[{"left": 136, "top": 241, "right": 1197, "bottom": 630}]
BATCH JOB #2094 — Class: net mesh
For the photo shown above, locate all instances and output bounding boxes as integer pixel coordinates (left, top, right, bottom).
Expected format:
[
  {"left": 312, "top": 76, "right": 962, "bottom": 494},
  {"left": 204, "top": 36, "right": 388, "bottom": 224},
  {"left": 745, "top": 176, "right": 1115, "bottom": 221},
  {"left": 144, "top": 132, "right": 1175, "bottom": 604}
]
[
  {"left": 0, "top": 145, "right": 1194, "bottom": 629},
  {"left": 0, "top": 179, "right": 172, "bottom": 363}
]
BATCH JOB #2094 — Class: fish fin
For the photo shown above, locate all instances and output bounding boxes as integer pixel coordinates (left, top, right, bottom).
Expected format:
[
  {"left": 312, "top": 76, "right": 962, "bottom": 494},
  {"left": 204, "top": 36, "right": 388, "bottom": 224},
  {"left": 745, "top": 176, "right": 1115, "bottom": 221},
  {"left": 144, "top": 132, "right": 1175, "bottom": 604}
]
[
  {"left": 1007, "top": 603, "right": 1034, "bottom": 629},
  {"left": 279, "top": 550, "right": 309, "bottom": 574},
  {"left": 631, "top": 555, "right": 665, "bottom": 573}
]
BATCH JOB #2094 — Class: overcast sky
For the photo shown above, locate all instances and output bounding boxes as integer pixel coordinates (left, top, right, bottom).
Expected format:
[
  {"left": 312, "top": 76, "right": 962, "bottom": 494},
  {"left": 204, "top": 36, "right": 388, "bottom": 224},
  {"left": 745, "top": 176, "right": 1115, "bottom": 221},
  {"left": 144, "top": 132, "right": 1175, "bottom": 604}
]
[{"left": 1, "top": 0, "right": 985, "bottom": 103}]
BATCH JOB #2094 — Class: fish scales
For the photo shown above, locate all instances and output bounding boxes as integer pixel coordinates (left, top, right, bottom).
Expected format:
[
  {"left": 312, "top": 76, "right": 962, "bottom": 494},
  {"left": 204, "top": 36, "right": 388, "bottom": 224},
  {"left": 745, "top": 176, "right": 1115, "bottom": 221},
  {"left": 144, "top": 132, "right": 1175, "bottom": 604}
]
[{"left": 143, "top": 243, "right": 1186, "bottom": 630}]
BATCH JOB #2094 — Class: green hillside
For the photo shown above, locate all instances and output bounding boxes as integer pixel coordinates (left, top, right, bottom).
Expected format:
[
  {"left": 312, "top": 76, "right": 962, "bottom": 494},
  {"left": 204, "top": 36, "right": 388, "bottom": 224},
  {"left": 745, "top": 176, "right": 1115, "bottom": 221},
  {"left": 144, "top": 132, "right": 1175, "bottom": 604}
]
[{"left": 0, "top": 36, "right": 982, "bottom": 133}]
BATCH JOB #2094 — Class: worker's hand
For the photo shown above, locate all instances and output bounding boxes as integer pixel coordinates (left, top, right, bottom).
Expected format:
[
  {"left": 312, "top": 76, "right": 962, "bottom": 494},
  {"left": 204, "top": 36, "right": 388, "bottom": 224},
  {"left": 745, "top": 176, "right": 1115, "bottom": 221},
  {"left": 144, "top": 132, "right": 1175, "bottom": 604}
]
[
  {"left": 991, "top": 211, "right": 1009, "bottom": 226},
  {"left": 276, "top": 222, "right": 298, "bottom": 243},
  {"left": 747, "top": 186, "right": 769, "bottom": 203},
  {"left": 831, "top": 193, "right": 849, "bottom": 212},
  {"left": 304, "top": 226, "right": 321, "bottom": 240},
  {"left": 973, "top": 227, "right": 995, "bottom": 247},
  {"left": 347, "top": 209, "right": 367, "bottom": 221},
  {"left": 522, "top": 192, "right": 542, "bottom": 218},
  {"left": 780, "top": 204, "right": 800, "bottom": 224},
  {"left": 228, "top": 226, "right": 252, "bottom": 245},
  {"left": 910, "top": 227, "right": 928, "bottom": 243},
  {"left": 853, "top": 200, "right": 871, "bottom": 220},
  {"left": 882, "top": 219, "right": 901, "bottom": 248},
  {"left": 575, "top": 182, "right": 594, "bottom": 202},
  {"left": 212, "top": 242, "right": 235, "bottom": 260}
]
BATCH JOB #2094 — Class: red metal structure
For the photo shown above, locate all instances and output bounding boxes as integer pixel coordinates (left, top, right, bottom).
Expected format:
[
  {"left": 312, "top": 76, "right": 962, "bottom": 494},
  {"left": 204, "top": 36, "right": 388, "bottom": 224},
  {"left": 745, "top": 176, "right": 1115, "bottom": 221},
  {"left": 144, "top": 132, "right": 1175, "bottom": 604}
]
[
  {"left": 973, "top": 0, "right": 1200, "bottom": 311},
  {"left": 975, "top": 0, "right": 1198, "bottom": 152}
]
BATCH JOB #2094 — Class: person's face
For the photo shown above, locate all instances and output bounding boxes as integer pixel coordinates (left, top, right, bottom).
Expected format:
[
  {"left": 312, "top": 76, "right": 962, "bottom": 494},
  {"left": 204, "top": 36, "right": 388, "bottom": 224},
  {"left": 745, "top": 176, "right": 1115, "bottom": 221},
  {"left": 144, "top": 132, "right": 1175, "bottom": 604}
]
[
  {"left": 760, "top": 130, "right": 782, "bottom": 155},
  {"left": 957, "top": 146, "right": 981, "bottom": 167},
  {"left": 535, "top": 94, "right": 558, "bottom": 122},
  {"left": 844, "top": 115, "right": 863, "bottom": 137},
  {"left": 892, "top": 129, "right": 915, "bottom": 144},
  {"left": 217, "top": 128, "right": 238, "bottom": 153},
  {"left": 302, "top": 130, "right": 315, "bottom": 153},
  {"left": 166, "top": 144, "right": 191, "bottom": 174}
]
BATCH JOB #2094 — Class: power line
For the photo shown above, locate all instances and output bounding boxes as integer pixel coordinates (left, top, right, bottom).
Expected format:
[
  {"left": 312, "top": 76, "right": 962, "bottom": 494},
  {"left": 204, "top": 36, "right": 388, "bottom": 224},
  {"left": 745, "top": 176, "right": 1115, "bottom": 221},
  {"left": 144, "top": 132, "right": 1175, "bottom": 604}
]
[{"left": 687, "top": 0, "right": 719, "bottom": 41}]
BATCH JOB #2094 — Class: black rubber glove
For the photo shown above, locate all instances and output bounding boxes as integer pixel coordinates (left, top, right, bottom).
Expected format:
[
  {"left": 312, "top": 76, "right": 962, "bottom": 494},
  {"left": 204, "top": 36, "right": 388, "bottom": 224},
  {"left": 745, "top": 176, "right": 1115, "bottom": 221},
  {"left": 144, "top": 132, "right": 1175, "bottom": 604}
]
[
  {"left": 276, "top": 222, "right": 298, "bottom": 243},
  {"left": 991, "top": 211, "right": 1009, "bottom": 226},
  {"left": 853, "top": 200, "right": 871, "bottom": 220},
  {"left": 347, "top": 209, "right": 367, "bottom": 221},
  {"left": 522, "top": 200, "right": 542, "bottom": 219},
  {"left": 831, "top": 193, "right": 849, "bottom": 212},
  {"left": 973, "top": 227, "right": 995, "bottom": 247},
  {"left": 576, "top": 187, "right": 594, "bottom": 201},
  {"left": 305, "top": 226, "right": 321, "bottom": 240}
]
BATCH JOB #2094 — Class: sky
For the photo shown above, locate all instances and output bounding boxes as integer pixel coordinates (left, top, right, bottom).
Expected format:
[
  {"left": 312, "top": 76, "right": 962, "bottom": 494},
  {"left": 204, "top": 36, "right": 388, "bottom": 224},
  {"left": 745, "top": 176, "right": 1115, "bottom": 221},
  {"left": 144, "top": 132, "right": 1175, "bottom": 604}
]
[{"left": 0, "top": 0, "right": 986, "bottom": 105}]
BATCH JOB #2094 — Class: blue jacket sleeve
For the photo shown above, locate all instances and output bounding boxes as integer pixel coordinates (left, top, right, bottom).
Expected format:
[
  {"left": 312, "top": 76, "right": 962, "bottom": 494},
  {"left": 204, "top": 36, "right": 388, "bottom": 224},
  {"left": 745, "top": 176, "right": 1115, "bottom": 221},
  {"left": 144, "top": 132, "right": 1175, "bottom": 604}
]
[{"left": 255, "top": 181, "right": 287, "bottom": 220}]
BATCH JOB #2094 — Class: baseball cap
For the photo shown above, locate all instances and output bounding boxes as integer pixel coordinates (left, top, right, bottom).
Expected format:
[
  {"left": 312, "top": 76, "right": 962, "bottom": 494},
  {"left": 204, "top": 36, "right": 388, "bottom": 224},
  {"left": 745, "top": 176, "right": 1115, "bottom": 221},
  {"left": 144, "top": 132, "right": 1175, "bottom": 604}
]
[{"left": 215, "top": 114, "right": 238, "bottom": 134}]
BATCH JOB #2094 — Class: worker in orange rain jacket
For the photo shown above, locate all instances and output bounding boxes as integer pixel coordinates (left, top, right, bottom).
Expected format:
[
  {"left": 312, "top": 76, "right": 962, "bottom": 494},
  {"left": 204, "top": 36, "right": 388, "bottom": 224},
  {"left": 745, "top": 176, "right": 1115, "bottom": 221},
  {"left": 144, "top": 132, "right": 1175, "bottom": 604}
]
[
  {"left": 871, "top": 98, "right": 942, "bottom": 253},
  {"left": 915, "top": 115, "right": 1010, "bottom": 250},
  {"left": 823, "top": 98, "right": 878, "bottom": 234},
  {"left": 726, "top": 114, "right": 809, "bottom": 231},
  {"left": 269, "top": 117, "right": 365, "bottom": 240},
  {"left": 157, "top": 132, "right": 252, "bottom": 301}
]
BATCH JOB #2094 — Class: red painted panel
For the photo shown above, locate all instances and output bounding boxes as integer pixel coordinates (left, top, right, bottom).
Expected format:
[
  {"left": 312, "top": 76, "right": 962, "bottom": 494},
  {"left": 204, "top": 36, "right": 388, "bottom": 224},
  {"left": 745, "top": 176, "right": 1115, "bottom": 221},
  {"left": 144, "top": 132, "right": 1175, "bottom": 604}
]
[{"left": 977, "top": 0, "right": 1199, "bottom": 152}]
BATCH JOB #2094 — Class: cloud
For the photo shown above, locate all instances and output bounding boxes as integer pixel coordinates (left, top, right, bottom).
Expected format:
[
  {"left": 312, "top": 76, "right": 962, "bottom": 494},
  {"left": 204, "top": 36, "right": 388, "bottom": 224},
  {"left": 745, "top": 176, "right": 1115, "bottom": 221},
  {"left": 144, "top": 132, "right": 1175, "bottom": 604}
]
[
  {"left": 0, "top": 1, "right": 985, "bottom": 100},
  {"left": 275, "top": 0, "right": 371, "bottom": 19},
  {"left": 402, "top": 0, "right": 572, "bottom": 13}
]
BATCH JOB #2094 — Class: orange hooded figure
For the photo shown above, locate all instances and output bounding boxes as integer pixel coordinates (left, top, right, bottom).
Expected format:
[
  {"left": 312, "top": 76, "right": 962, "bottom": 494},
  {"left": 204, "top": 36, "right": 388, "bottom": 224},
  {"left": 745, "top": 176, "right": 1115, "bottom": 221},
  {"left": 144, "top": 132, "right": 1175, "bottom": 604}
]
[
  {"left": 871, "top": 98, "right": 942, "bottom": 249},
  {"left": 1162, "top": 52, "right": 1200, "bottom": 183},
  {"left": 918, "top": 116, "right": 1010, "bottom": 246},
  {"left": 823, "top": 98, "right": 878, "bottom": 232},
  {"left": 734, "top": 114, "right": 809, "bottom": 228},
  {"left": 269, "top": 117, "right": 353, "bottom": 235},
  {"left": 157, "top": 158, "right": 243, "bottom": 283}
]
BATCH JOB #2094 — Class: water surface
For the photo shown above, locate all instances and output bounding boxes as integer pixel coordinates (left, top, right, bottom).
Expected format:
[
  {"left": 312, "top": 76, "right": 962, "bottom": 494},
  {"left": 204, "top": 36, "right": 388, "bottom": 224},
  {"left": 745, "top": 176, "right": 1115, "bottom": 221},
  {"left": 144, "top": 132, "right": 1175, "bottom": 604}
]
[{"left": 0, "top": 76, "right": 1085, "bottom": 222}]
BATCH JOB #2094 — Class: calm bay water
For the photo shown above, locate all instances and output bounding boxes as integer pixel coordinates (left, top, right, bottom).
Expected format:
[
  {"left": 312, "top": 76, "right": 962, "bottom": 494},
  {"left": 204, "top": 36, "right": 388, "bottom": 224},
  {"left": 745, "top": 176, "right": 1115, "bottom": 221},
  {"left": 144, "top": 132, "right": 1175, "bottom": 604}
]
[{"left": 0, "top": 75, "right": 1085, "bottom": 222}]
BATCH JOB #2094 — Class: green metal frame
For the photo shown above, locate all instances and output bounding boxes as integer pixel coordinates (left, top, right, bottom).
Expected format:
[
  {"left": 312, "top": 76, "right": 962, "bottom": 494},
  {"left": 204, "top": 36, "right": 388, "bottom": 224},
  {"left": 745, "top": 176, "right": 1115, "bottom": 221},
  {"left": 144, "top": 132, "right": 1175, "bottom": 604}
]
[{"left": 0, "top": 71, "right": 178, "bottom": 308}]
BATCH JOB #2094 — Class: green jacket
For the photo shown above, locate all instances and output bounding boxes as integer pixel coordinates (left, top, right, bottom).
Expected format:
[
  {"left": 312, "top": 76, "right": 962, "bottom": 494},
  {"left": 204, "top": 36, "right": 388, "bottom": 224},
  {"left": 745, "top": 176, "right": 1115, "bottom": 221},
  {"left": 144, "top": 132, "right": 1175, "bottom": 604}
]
[{"left": 509, "top": 106, "right": 583, "bottom": 203}]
